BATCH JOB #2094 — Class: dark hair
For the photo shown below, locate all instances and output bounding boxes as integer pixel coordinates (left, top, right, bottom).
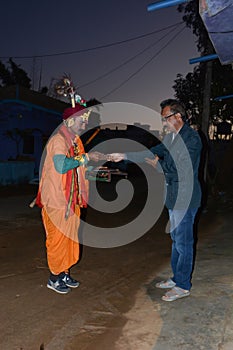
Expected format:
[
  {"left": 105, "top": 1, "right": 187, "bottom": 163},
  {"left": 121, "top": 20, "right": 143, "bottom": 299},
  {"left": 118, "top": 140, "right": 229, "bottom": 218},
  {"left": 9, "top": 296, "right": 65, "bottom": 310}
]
[{"left": 160, "top": 99, "right": 187, "bottom": 122}]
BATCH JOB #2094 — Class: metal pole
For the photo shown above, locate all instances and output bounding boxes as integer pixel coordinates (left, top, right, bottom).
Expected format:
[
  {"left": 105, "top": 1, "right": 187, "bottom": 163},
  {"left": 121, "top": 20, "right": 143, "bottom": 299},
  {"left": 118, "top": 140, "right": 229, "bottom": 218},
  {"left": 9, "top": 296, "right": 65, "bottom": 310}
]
[
  {"left": 147, "top": 0, "right": 188, "bottom": 12},
  {"left": 214, "top": 94, "right": 233, "bottom": 101},
  {"left": 189, "top": 54, "right": 218, "bottom": 64},
  {"left": 202, "top": 60, "right": 212, "bottom": 138}
]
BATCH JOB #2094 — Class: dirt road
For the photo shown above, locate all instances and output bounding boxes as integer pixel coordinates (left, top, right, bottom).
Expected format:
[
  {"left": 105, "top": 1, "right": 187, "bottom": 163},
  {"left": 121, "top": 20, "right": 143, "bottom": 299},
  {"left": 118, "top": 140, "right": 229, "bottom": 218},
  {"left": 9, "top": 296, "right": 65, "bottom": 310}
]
[{"left": 0, "top": 177, "right": 232, "bottom": 350}]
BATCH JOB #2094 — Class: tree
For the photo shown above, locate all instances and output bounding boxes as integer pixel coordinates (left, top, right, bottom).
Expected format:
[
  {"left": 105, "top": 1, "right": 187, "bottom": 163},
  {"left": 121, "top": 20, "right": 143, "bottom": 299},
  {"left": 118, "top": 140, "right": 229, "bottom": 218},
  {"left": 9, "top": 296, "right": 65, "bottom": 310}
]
[
  {"left": 173, "top": 61, "right": 233, "bottom": 125},
  {"left": 173, "top": 0, "right": 233, "bottom": 134},
  {"left": 39, "top": 86, "right": 49, "bottom": 94},
  {"left": 178, "top": 0, "right": 214, "bottom": 53},
  {"left": 0, "top": 60, "right": 12, "bottom": 86},
  {"left": 0, "top": 59, "right": 31, "bottom": 88},
  {"left": 172, "top": 67, "right": 205, "bottom": 124}
]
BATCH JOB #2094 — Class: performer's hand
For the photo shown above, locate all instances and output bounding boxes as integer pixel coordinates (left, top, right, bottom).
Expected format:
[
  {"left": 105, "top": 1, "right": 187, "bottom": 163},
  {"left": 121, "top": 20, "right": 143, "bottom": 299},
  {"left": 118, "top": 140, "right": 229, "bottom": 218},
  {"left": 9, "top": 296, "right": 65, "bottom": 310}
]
[
  {"left": 107, "top": 153, "right": 126, "bottom": 162},
  {"left": 145, "top": 156, "right": 159, "bottom": 168},
  {"left": 88, "top": 151, "right": 106, "bottom": 162}
]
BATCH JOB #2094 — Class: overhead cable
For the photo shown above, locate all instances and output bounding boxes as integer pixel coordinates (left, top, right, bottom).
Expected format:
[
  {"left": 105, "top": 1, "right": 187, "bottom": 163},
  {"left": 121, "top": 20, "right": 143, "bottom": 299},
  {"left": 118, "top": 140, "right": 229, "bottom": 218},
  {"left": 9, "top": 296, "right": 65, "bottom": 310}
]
[
  {"left": 100, "top": 24, "right": 186, "bottom": 100},
  {"left": 79, "top": 23, "right": 182, "bottom": 88},
  {"left": 0, "top": 22, "right": 183, "bottom": 59}
]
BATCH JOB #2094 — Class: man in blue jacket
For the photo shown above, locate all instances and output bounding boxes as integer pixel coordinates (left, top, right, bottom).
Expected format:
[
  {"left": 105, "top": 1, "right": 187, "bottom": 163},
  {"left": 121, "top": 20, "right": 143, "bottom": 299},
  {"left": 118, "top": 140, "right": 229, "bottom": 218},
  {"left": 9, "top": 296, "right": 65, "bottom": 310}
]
[{"left": 110, "top": 99, "right": 202, "bottom": 301}]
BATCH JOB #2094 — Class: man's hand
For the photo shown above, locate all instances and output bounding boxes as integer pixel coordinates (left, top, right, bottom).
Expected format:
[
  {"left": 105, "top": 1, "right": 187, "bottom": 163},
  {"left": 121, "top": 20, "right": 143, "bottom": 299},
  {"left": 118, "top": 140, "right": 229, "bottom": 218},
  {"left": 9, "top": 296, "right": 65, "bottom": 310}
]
[
  {"left": 106, "top": 153, "right": 126, "bottom": 162},
  {"left": 145, "top": 156, "right": 159, "bottom": 168},
  {"left": 88, "top": 151, "right": 106, "bottom": 162}
]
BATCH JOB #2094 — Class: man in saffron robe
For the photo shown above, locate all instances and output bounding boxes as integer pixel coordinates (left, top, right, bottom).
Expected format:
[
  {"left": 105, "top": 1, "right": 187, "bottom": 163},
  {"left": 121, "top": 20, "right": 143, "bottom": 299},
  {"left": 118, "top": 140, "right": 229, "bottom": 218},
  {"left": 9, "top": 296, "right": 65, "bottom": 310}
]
[{"left": 36, "top": 104, "right": 101, "bottom": 294}]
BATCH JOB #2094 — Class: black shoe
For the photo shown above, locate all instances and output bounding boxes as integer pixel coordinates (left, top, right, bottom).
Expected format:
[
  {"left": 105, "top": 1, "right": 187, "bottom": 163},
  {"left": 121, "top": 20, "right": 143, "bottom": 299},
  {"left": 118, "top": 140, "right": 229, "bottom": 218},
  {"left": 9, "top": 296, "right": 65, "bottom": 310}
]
[
  {"left": 47, "top": 278, "right": 71, "bottom": 294},
  {"left": 61, "top": 274, "right": 80, "bottom": 288}
]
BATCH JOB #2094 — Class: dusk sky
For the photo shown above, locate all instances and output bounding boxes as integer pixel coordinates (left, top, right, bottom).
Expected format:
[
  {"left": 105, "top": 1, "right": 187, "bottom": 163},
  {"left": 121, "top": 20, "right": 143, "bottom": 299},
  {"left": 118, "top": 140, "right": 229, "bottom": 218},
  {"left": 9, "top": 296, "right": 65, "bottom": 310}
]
[{"left": 1, "top": 0, "right": 199, "bottom": 113}]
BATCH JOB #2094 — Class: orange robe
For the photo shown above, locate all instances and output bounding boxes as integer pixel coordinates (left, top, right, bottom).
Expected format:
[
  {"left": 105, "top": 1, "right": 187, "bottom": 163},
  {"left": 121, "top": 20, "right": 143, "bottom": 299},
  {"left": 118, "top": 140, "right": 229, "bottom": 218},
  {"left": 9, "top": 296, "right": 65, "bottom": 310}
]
[
  {"left": 37, "top": 127, "right": 88, "bottom": 275},
  {"left": 42, "top": 206, "right": 80, "bottom": 275}
]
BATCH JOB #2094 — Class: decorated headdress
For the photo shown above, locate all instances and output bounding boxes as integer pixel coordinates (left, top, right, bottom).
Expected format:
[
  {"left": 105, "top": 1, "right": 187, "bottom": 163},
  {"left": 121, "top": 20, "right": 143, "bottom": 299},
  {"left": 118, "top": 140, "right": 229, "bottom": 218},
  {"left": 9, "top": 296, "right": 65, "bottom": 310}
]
[
  {"left": 54, "top": 74, "right": 87, "bottom": 108},
  {"left": 54, "top": 74, "right": 91, "bottom": 126},
  {"left": 62, "top": 104, "right": 86, "bottom": 120}
]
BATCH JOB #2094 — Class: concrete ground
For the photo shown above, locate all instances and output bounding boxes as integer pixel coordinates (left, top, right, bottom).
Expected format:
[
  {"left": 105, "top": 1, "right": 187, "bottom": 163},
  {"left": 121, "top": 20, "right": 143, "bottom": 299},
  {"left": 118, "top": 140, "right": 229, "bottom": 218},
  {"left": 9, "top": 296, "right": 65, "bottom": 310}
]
[
  {"left": 0, "top": 151, "right": 233, "bottom": 349},
  {"left": 147, "top": 190, "right": 233, "bottom": 350}
]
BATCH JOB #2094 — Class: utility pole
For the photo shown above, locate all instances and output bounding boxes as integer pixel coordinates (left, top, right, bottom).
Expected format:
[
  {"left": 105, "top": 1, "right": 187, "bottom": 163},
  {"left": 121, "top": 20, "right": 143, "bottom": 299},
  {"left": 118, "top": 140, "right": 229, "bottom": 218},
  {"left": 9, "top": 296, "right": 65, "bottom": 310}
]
[
  {"left": 38, "top": 59, "right": 43, "bottom": 92},
  {"left": 31, "top": 57, "right": 36, "bottom": 91},
  {"left": 202, "top": 60, "right": 212, "bottom": 138}
]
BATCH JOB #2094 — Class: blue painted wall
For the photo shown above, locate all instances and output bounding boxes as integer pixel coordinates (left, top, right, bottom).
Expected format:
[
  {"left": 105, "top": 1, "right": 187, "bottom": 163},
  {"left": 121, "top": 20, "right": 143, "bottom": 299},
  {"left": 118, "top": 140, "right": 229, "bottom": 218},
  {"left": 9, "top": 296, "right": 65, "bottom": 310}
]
[{"left": 0, "top": 99, "right": 62, "bottom": 185}]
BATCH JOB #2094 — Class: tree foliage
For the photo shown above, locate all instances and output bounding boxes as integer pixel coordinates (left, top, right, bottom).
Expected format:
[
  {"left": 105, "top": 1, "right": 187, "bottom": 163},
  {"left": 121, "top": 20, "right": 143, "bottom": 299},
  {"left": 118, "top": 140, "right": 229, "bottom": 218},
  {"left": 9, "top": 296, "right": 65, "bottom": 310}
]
[
  {"left": 178, "top": 0, "right": 214, "bottom": 53},
  {"left": 0, "top": 58, "right": 31, "bottom": 88},
  {"left": 173, "top": 0, "right": 233, "bottom": 123}
]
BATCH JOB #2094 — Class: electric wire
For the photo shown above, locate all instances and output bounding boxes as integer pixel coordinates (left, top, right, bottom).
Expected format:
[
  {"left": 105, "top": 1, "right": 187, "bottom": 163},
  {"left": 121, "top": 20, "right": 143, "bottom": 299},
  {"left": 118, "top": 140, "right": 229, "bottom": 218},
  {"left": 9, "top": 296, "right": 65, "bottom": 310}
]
[
  {"left": 79, "top": 23, "right": 181, "bottom": 89},
  {"left": 99, "top": 24, "right": 186, "bottom": 100},
  {"left": 0, "top": 22, "right": 183, "bottom": 59}
]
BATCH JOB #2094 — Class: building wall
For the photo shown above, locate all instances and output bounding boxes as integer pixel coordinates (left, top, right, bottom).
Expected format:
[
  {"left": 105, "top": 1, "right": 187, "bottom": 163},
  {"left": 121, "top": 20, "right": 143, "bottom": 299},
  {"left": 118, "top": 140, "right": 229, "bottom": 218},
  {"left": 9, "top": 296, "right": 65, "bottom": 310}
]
[{"left": 0, "top": 100, "right": 62, "bottom": 183}]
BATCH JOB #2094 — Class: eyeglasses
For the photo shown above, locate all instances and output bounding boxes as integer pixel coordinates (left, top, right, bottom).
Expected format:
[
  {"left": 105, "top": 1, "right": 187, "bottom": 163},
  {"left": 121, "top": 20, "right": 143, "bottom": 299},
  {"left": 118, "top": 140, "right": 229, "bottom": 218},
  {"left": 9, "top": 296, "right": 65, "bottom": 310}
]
[{"left": 161, "top": 112, "right": 176, "bottom": 122}]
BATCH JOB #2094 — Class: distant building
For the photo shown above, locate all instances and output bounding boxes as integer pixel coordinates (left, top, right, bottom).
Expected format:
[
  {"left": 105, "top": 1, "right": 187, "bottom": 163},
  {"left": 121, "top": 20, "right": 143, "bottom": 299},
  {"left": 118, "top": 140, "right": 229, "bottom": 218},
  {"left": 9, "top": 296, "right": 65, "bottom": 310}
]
[{"left": 0, "top": 85, "right": 68, "bottom": 185}]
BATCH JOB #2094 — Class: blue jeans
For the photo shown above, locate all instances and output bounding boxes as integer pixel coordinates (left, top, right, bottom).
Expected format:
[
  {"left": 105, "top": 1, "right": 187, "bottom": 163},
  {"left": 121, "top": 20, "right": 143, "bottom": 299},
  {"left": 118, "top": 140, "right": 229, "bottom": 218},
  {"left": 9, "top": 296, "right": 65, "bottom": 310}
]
[{"left": 168, "top": 208, "right": 198, "bottom": 291}]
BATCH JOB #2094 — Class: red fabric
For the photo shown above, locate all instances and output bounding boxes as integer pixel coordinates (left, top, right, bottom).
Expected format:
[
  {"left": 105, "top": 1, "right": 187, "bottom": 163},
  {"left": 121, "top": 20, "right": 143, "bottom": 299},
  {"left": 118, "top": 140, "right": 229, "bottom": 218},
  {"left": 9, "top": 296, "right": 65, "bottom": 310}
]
[
  {"left": 76, "top": 137, "right": 89, "bottom": 208},
  {"left": 35, "top": 189, "right": 43, "bottom": 208},
  {"left": 59, "top": 125, "right": 88, "bottom": 217},
  {"left": 62, "top": 104, "right": 86, "bottom": 120}
]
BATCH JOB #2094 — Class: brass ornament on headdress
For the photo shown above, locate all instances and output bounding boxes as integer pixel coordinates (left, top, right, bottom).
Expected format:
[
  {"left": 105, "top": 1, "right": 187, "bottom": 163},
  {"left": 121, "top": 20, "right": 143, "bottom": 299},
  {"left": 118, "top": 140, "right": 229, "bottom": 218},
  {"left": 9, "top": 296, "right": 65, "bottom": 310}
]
[{"left": 81, "top": 110, "right": 91, "bottom": 121}]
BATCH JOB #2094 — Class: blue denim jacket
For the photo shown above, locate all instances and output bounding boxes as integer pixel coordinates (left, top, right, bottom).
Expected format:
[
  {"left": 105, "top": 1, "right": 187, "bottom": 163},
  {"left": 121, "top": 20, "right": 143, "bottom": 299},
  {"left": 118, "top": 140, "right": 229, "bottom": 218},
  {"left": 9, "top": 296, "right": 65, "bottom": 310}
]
[{"left": 126, "top": 123, "right": 202, "bottom": 209}]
